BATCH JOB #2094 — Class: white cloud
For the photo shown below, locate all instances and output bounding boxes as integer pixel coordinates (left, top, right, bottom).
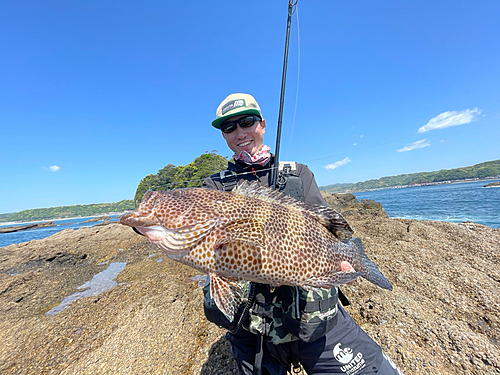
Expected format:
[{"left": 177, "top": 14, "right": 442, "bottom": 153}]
[
  {"left": 397, "top": 139, "right": 431, "bottom": 152},
  {"left": 324, "top": 157, "right": 351, "bottom": 171},
  {"left": 352, "top": 143, "right": 357, "bottom": 146},
  {"left": 48, "top": 165, "right": 60, "bottom": 172},
  {"left": 418, "top": 108, "right": 481, "bottom": 133}
]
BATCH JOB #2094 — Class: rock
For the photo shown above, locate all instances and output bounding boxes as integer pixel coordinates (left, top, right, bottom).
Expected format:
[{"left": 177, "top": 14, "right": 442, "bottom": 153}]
[
  {"left": 0, "top": 221, "right": 55, "bottom": 234},
  {"left": 484, "top": 181, "right": 500, "bottom": 188},
  {"left": 0, "top": 198, "right": 499, "bottom": 374},
  {"left": 81, "top": 216, "right": 112, "bottom": 224},
  {"left": 323, "top": 192, "right": 388, "bottom": 218},
  {"left": 93, "top": 220, "right": 111, "bottom": 227}
]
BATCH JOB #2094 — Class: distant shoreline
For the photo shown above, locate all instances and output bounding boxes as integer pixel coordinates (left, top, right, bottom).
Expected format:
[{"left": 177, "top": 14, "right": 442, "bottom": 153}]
[
  {"left": 330, "top": 177, "right": 500, "bottom": 194},
  {"left": 0, "top": 213, "right": 126, "bottom": 228}
]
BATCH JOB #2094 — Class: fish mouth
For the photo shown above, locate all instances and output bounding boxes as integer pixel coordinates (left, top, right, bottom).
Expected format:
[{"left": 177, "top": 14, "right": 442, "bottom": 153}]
[{"left": 119, "top": 211, "right": 155, "bottom": 227}]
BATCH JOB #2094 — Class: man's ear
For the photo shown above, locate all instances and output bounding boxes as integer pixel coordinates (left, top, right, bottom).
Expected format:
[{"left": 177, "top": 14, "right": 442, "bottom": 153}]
[{"left": 261, "top": 118, "right": 266, "bottom": 133}]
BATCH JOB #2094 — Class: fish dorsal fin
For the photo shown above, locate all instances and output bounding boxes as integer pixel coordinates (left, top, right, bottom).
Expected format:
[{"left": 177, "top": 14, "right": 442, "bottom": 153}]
[
  {"left": 209, "top": 272, "right": 246, "bottom": 322},
  {"left": 233, "top": 181, "right": 353, "bottom": 241}
]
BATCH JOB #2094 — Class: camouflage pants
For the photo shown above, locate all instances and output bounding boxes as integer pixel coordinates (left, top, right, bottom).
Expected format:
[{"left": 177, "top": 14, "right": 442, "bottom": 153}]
[{"left": 227, "top": 305, "right": 403, "bottom": 375}]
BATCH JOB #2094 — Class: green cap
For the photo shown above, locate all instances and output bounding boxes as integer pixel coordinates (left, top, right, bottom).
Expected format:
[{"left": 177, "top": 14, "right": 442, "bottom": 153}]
[{"left": 212, "top": 93, "right": 262, "bottom": 129}]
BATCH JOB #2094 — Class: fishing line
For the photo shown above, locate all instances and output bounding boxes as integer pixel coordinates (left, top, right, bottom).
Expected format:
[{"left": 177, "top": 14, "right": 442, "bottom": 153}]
[
  {"left": 144, "top": 133, "right": 416, "bottom": 194},
  {"left": 273, "top": 0, "right": 298, "bottom": 188},
  {"left": 287, "top": 3, "right": 300, "bottom": 153},
  {"left": 302, "top": 134, "right": 418, "bottom": 164},
  {"left": 146, "top": 134, "right": 416, "bottom": 192}
]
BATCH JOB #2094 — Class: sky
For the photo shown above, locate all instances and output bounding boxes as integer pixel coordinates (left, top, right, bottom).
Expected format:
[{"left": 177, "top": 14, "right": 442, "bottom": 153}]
[{"left": 1, "top": 1, "right": 499, "bottom": 213}]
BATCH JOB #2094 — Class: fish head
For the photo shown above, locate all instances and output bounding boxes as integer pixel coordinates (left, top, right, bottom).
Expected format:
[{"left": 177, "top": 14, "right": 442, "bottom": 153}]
[
  {"left": 120, "top": 189, "right": 222, "bottom": 258},
  {"left": 120, "top": 190, "right": 162, "bottom": 228}
]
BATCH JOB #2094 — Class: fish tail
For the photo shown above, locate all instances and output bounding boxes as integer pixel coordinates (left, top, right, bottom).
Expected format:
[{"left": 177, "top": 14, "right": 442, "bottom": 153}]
[{"left": 349, "top": 237, "right": 393, "bottom": 291}]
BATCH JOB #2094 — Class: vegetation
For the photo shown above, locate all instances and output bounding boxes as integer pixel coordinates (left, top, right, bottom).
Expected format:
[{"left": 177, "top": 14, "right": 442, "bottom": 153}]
[
  {"left": 1, "top": 200, "right": 135, "bottom": 223},
  {"left": 0, "top": 151, "right": 229, "bottom": 223},
  {"left": 321, "top": 159, "right": 500, "bottom": 193},
  {"left": 134, "top": 151, "right": 228, "bottom": 205},
  {"left": 0, "top": 213, "right": 13, "bottom": 221}
]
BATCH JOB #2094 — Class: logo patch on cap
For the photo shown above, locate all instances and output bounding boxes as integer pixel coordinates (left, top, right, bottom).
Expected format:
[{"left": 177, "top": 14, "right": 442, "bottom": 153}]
[{"left": 221, "top": 99, "right": 246, "bottom": 115}]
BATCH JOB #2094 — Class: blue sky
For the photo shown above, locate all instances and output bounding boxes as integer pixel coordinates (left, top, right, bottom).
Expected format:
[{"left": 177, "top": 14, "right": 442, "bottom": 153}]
[{"left": 1, "top": 1, "right": 499, "bottom": 213}]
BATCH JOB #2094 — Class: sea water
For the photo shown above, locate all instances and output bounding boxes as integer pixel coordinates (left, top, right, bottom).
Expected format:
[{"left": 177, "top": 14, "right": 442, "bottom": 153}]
[
  {"left": 45, "top": 261, "right": 127, "bottom": 316},
  {"left": 354, "top": 179, "right": 500, "bottom": 228},
  {"left": 0, "top": 216, "right": 120, "bottom": 248}
]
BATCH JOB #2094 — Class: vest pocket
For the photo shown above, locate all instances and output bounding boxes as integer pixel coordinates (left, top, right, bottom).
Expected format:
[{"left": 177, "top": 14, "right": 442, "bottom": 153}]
[{"left": 281, "top": 286, "right": 339, "bottom": 343}]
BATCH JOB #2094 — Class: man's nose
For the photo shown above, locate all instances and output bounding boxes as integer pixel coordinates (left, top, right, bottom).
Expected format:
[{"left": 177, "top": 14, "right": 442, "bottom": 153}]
[{"left": 235, "top": 125, "right": 248, "bottom": 138}]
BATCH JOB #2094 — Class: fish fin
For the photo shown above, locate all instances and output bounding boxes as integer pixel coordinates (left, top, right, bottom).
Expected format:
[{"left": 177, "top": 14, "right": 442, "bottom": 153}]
[
  {"left": 222, "top": 218, "right": 266, "bottom": 247},
  {"left": 348, "top": 237, "right": 393, "bottom": 291},
  {"left": 233, "top": 181, "right": 353, "bottom": 242},
  {"left": 304, "top": 270, "right": 363, "bottom": 289},
  {"left": 301, "top": 206, "right": 354, "bottom": 242},
  {"left": 209, "top": 272, "right": 246, "bottom": 322}
]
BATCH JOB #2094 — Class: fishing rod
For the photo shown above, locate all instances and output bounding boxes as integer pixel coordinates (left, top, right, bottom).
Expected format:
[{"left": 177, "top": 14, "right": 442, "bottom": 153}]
[{"left": 272, "top": 0, "right": 298, "bottom": 189}]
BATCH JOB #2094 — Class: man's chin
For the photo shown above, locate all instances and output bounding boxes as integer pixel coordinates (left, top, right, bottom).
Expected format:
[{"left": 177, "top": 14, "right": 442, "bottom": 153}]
[{"left": 237, "top": 146, "right": 255, "bottom": 155}]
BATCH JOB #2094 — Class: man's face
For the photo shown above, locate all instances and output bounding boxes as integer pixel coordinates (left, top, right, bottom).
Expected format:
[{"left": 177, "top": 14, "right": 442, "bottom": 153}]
[{"left": 222, "top": 115, "right": 266, "bottom": 156}]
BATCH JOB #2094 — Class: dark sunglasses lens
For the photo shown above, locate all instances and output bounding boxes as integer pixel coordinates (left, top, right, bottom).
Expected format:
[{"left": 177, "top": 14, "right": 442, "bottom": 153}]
[
  {"left": 221, "top": 116, "right": 260, "bottom": 133},
  {"left": 221, "top": 122, "right": 237, "bottom": 133},
  {"left": 239, "top": 116, "right": 257, "bottom": 128}
]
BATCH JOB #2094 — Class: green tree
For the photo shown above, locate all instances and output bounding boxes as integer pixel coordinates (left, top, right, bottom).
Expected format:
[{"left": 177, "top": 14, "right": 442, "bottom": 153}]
[{"left": 133, "top": 151, "right": 228, "bottom": 205}]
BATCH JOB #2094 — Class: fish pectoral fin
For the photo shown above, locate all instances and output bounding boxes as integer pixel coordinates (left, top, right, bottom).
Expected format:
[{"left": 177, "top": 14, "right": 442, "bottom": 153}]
[
  {"left": 304, "top": 270, "right": 363, "bottom": 289},
  {"left": 223, "top": 218, "right": 266, "bottom": 247},
  {"left": 209, "top": 272, "right": 246, "bottom": 322}
]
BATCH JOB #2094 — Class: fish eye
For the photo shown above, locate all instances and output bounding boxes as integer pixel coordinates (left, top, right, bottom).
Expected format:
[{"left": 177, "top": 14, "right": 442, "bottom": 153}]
[{"left": 170, "top": 189, "right": 183, "bottom": 197}]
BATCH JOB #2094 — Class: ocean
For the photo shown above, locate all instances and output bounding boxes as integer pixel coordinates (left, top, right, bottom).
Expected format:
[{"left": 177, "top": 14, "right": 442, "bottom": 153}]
[
  {"left": 1, "top": 179, "right": 499, "bottom": 248},
  {"left": 354, "top": 179, "right": 500, "bottom": 228},
  {"left": 0, "top": 216, "right": 120, "bottom": 248}
]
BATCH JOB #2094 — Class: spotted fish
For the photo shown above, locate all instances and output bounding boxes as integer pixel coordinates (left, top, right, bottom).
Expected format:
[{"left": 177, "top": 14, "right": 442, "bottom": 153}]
[{"left": 120, "top": 182, "right": 392, "bottom": 321}]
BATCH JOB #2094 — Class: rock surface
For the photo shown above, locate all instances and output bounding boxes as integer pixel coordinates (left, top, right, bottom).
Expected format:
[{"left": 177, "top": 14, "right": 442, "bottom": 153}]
[
  {"left": 484, "top": 181, "right": 500, "bottom": 188},
  {"left": 0, "top": 194, "right": 499, "bottom": 374},
  {"left": 0, "top": 221, "right": 55, "bottom": 234},
  {"left": 80, "top": 216, "right": 112, "bottom": 223}
]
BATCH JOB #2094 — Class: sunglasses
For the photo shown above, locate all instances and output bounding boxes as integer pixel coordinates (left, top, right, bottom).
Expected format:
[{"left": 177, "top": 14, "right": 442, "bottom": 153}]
[{"left": 220, "top": 115, "right": 261, "bottom": 134}]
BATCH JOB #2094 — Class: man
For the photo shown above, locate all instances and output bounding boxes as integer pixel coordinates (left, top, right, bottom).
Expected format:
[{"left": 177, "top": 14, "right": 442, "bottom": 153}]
[{"left": 203, "top": 93, "right": 402, "bottom": 375}]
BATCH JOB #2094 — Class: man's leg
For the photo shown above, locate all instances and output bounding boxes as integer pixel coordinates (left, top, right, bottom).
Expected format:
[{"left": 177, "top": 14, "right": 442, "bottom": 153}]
[
  {"left": 298, "top": 305, "right": 403, "bottom": 374},
  {"left": 226, "top": 330, "right": 288, "bottom": 375}
]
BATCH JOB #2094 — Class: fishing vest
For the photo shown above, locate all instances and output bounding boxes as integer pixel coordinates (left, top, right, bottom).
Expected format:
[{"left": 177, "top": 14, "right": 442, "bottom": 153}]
[
  {"left": 219, "top": 161, "right": 304, "bottom": 201},
  {"left": 203, "top": 161, "right": 343, "bottom": 345}
]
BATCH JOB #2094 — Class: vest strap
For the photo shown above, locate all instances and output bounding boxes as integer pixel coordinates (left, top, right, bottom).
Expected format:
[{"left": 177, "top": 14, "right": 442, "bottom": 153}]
[{"left": 219, "top": 169, "right": 238, "bottom": 191}]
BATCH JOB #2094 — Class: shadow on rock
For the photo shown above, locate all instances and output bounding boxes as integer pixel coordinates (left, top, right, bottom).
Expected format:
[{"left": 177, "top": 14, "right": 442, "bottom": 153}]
[{"left": 200, "top": 335, "right": 240, "bottom": 375}]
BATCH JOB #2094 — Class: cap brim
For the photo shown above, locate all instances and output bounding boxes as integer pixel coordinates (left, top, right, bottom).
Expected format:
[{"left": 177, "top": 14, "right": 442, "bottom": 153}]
[{"left": 212, "top": 109, "right": 262, "bottom": 129}]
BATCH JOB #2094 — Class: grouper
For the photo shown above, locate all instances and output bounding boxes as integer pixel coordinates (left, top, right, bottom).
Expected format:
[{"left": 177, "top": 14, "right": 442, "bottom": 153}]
[{"left": 120, "top": 181, "right": 392, "bottom": 321}]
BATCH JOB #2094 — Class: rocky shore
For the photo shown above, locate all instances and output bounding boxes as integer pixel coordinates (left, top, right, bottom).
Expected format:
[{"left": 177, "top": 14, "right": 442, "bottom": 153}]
[
  {"left": 0, "top": 221, "right": 55, "bottom": 234},
  {"left": 0, "top": 194, "right": 499, "bottom": 374},
  {"left": 484, "top": 182, "right": 500, "bottom": 188}
]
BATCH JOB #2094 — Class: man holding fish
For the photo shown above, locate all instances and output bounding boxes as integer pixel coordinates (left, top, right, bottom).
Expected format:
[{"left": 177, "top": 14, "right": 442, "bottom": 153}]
[
  {"left": 120, "top": 93, "right": 402, "bottom": 374},
  {"left": 202, "top": 93, "right": 402, "bottom": 375}
]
